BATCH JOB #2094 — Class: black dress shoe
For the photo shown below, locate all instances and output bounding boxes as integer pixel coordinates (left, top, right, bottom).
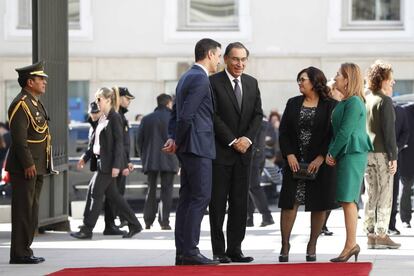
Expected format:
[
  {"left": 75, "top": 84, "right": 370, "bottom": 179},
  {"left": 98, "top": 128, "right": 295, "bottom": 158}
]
[
  {"left": 227, "top": 253, "right": 254, "bottom": 263},
  {"left": 320, "top": 226, "right": 333, "bottom": 236},
  {"left": 213, "top": 254, "right": 232, "bottom": 263},
  {"left": 260, "top": 218, "right": 275, "bottom": 227},
  {"left": 161, "top": 225, "right": 172, "bottom": 230},
  {"left": 175, "top": 254, "right": 183, "bottom": 265},
  {"left": 181, "top": 253, "right": 219, "bottom": 265},
  {"left": 145, "top": 224, "right": 151, "bottom": 230},
  {"left": 103, "top": 225, "right": 127, "bottom": 235},
  {"left": 10, "top": 256, "right": 45, "bottom": 264},
  {"left": 306, "top": 254, "right": 316, "bottom": 262},
  {"left": 70, "top": 226, "right": 92, "bottom": 239},
  {"left": 122, "top": 225, "right": 142, "bottom": 238}
]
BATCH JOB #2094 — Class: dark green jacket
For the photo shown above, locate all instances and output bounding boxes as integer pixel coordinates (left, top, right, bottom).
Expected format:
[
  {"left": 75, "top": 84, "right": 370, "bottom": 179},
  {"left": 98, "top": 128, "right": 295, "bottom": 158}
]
[
  {"left": 365, "top": 92, "right": 398, "bottom": 161},
  {"left": 329, "top": 96, "right": 373, "bottom": 159}
]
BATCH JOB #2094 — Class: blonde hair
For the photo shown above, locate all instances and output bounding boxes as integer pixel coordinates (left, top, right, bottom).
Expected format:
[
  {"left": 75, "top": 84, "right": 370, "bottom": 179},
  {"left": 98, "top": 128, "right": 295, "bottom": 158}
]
[
  {"left": 340, "top": 63, "right": 365, "bottom": 102},
  {"left": 96, "top": 87, "right": 120, "bottom": 112}
]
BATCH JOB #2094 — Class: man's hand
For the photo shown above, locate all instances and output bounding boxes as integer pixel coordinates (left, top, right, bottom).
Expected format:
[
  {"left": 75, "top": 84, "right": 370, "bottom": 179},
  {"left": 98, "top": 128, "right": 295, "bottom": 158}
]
[
  {"left": 389, "top": 160, "right": 397, "bottom": 175},
  {"left": 77, "top": 159, "right": 85, "bottom": 170},
  {"left": 24, "top": 165, "right": 37, "bottom": 179},
  {"left": 112, "top": 168, "right": 120, "bottom": 178},
  {"left": 325, "top": 154, "right": 336, "bottom": 167},
  {"left": 122, "top": 168, "right": 130, "bottom": 176},
  {"left": 128, "top": 162, "right": 134, "bottom": 172},
  {"left": 162, "top": 138, "right": 177, "bottom": 154},
  {"left": 233, "top": 137, "right": 251, "bottom": 154}
]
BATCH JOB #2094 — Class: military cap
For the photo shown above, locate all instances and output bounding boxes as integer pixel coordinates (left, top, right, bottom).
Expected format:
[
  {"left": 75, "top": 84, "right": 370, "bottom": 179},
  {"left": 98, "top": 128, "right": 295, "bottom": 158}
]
[
  {"left": 119, "top": 87, "right": 135, "bottom": 99},
  {"left": 88, "top": 102, "right": 100, "bottom": 114},
  {"left": 15, "top": 61, "right": 48, "bottom": 79}
]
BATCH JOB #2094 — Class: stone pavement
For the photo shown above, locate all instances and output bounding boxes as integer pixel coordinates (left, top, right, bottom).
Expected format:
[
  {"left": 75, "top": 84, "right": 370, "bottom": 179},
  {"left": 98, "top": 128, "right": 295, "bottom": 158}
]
[{"left": 0, "top": 208, "right": 413, "bottom": 276}]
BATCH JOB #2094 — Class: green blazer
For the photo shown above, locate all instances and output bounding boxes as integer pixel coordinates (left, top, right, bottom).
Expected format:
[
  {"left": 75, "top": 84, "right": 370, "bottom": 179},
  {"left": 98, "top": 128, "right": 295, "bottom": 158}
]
[{"left": 329, "top": 96, "right": 373, "bottom": 159}]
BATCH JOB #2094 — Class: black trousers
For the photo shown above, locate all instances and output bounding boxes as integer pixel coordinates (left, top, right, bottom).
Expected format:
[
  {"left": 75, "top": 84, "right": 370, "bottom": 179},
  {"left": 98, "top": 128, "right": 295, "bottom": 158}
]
[
  {"left": 143, "top": 171, "right": 175, "bottom": 227},
  {"left": 209, "top": 158, "right": 250, "bottom": 256},
  {"left": 10, "top": 173, "right": 43, "bottom": 258},
  {"left": 400, "top": 175, "right": 414, "bottom": 224},
  {"left": 389, "top": 170, "right": 400, "bottom": 230},
  {"left": 104, "top": 174, "right": 127, "bottom": 226},
  {"left": 247, "top": 163, "right": 272, "bottom": 221},
  {"left": 83, "top": 171, "right": 141, "bottom": 230}
]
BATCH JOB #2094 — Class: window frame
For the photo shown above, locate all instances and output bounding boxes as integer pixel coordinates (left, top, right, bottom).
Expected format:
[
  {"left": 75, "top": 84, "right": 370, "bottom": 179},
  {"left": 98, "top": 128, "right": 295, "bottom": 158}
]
[
  {"left": 4, "top": 0, "right": 93, "bottom": 40},
  {"left": 342, "top": 0, "right": 404, "bottom": 31}
]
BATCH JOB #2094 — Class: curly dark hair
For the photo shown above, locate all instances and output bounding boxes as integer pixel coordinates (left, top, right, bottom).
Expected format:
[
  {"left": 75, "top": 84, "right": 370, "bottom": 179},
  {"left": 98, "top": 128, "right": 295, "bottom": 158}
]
[
  {"left": 366, "top": 60, "right": 393, "bottom": 93},
  {"left": 297, "top": 66, "right": 330, "bottom": 98}
]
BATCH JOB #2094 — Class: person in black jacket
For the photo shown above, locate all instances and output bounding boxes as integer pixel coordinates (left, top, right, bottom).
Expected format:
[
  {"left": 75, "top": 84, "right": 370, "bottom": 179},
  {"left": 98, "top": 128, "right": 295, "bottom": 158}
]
[
  {"left": 246, "top": 117, "right": 274, "bottom": 227},
  {"left": 388, "top": 102, "right": 410, "bottom": 235},
  {"left": 70, "top": 87, "right": 142, "bottom": 239},
  {"left": 137, "top": 94, "right": 179, "bottom": 230},
  {"left": 103, "top": 87, "right": 135, "bottom": 231},
  {"left": 399, "top": 103, "right": 414, "bottom": 228},
  {"left": 278, "top": 67, "right": 337, "bottom": 262}
]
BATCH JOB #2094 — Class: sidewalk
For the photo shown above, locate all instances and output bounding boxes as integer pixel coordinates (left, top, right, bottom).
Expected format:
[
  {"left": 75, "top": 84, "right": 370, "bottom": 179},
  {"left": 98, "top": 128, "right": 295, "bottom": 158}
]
[{"left": 0, "top": 208, "right": 413, "bottom": 275}]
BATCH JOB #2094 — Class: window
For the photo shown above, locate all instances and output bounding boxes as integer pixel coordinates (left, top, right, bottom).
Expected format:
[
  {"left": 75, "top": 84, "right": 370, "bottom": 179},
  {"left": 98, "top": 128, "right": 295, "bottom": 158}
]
[
  {"left": 68, "top": 81, "right": 89, "bottom": 122},
  {"left": 343, "top": 0, "right": 403, "bottom": 30},
  {"left": 394, "top": 80, "right": 414, "bottom": 96},
  {"left": 17, "top": 0, "right": 80, "bottom": 30},
  {"left": 164, "top": 0, "right": 250, "bottom": 42},
  {"left": 177, "top": 0, "right": 238, "bottom": 31}
]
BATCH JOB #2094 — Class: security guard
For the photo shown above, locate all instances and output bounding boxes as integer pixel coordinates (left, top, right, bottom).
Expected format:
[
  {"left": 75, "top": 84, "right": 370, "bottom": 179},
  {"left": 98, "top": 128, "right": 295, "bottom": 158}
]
[{"left": 6, "top": 61, "right": 50, "bottom": 264}]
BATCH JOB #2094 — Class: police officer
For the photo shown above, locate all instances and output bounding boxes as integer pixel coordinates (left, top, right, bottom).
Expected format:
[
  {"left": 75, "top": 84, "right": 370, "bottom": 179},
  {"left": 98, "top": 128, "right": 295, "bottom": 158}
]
[{"left": 6, "top": 61, "right": 50, "bottom": 264}]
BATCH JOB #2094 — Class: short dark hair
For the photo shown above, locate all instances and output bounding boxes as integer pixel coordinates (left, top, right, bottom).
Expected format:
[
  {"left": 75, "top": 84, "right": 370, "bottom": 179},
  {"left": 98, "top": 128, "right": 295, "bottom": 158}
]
[
  {"left": 18, "top": 76, "right": 35, "bottom": 88},
  {"left": 157, "top": 93, "right": 173, "bottom": 107},
  {"left": 224, "top": 42, "right": 249, "bottom": 57},
  {"left": 194, "top": 38, "right": 221, "bottom": 62},
  {"left": 297, "top": 66, "right": 330, "bottom": 99}
]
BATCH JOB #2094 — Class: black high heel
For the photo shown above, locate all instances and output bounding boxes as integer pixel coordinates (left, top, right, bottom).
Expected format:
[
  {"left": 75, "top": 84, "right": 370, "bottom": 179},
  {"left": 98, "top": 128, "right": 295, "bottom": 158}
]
[
  {"left": 279, "top": 243, "right": 290, "bottom": 262},
  {"left": 330, "top": 244, "right": 360, "bottom": 262},
  {"left": 306, "top": 242, "right": 316, "bottom": 262}
]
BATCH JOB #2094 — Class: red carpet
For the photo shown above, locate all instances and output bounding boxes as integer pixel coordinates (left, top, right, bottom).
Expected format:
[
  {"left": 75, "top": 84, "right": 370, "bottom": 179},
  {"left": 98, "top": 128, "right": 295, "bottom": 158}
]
[{"left": 49, "top": 263, "right": 372, "bottom": 276}]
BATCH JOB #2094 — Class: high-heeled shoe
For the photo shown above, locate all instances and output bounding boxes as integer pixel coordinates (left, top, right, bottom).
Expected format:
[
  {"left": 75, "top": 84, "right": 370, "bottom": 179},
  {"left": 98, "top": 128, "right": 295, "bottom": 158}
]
[
  {"left": 279, "top": 243, "right": 290, "bottom": 262},
  {"left": 330, "top": 244, "right": 360, "bottom": 262},
  {"left": 306, "top": 242, "right": 316, "bottom": 262}
]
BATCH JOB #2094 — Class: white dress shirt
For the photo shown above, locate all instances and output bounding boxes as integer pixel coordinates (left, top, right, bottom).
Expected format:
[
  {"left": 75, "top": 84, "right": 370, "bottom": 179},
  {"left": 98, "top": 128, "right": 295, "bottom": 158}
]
[{"left": 93, "top": 114, "right": 108, "bottom": 155}]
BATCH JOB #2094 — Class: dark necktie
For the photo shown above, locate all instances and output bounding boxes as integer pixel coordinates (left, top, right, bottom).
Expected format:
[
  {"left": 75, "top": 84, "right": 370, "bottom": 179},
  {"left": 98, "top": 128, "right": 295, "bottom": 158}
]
[{"left": 233, "top": 79, "right": 242, "bottom": 109}]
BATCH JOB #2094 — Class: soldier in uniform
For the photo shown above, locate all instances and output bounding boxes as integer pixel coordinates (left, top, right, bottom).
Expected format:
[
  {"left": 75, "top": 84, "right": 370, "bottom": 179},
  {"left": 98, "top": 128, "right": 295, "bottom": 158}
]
[{"left": 6, "top": 61, "right": 50, "bottom": 264}]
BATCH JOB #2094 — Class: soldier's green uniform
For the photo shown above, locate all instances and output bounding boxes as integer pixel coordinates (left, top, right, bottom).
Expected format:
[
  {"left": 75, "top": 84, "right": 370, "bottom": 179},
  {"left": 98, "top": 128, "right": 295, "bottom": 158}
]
[{"left": 6, "top": 62, "right": 51, "bottom": 263}]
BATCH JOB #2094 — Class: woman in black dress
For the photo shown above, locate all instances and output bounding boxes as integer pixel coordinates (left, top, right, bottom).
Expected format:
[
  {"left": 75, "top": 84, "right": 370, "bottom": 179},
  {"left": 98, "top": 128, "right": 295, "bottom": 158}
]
[{"left": 278, "top": 67, "right": 337, "bottom": 262}]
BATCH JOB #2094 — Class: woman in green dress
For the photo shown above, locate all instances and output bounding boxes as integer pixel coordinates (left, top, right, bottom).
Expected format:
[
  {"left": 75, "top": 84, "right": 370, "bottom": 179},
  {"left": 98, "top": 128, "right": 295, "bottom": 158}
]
[{"left": 326, "top": 63, "right": 373, "bottom": 262}]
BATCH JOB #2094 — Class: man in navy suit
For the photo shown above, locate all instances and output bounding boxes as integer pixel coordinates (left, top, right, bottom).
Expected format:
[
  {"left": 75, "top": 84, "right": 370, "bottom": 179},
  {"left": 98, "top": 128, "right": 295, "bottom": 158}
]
[{"left": 163, "top": 38, "right": 221, "bottom": 265}]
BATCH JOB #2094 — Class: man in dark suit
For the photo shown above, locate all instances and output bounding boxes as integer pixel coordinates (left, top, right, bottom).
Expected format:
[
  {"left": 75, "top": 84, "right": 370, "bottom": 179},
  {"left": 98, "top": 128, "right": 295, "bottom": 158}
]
[
  {"left": 388, "top": 102, "right": 409, "bottom": 235},
  {"left": 163, "top": 38, "right": 221, "bottom": 265},
  {"left": 6, "top": 61, "right": 50, "bottom": 264},
  {"left": 137, "top": 93, "right": 179, "bottom": 230},
  {"left": 399, "top": 103, "right": 414, "bottom": 228},
  {"left": 209, "top": 42, "right": 263, "bottom": 263}
]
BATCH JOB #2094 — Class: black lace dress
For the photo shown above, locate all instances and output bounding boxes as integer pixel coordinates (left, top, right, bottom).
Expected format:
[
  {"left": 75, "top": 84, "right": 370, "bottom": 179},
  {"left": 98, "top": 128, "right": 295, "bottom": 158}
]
[{"left": 295, "top": 106, "right": 317, "bottom": 204}]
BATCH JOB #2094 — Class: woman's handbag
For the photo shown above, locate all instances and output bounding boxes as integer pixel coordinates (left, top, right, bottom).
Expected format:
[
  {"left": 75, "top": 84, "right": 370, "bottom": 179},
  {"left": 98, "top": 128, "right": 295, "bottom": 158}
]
[{"left": 292, "top": 162, "right": 318, "bottom": 180}]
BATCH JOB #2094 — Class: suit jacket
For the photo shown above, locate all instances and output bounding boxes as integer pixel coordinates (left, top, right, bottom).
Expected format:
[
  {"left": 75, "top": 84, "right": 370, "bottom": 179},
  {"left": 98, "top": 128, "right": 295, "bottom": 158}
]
[
  {"left": 399, "top": 103, "right": 414, "bottom": 178},
  {"left": 394, "top": 103, "right": 409, "bottom": 153},
  {"left": 96, "top": 108, "right": 127, "bottom": 174},
  {"left": 278, "top": 95, "right": 338, "bottom": 211},
  {"left": 119, "top": 107, "right": 132, "bottom": 163},
  {"left": 6, "top": 89, "right": 49, "bottom": 175},
  {"left": 329, "top": 96, "right": 373, "bottom": 159},
  {"left": 138, "top": 105, "right": 179, "bottom": 173},
  {"left": 168, "top": 65, "right": 216, "bottom": 159},
  {"left": 209, "top": 70, "right": 263, "bottom": 165}
]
